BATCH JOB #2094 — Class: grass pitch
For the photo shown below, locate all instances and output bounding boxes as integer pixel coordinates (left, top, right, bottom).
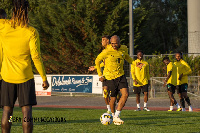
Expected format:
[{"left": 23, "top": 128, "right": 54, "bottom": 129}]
[{"left": 0, "top": 107, "right": 200, "bottom": 133}]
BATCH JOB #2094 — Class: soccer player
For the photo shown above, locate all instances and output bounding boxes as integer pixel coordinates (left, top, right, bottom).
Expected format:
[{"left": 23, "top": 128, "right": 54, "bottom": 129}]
[
  {"left": 95, "top": 35, "right": 133, "bottom": 125},
  {"left": 0, "top": 9, "right": 7, "bottom": 108},
  {"left": 174, "top": 52, "right": 192, "bottom": 112},
  {"left": 162, "top": 56, "right": 181, "bottom": 111},
  {"left": 0, "top": 1, "right": 49, "bottom": 133},
  {"left": 89, "top": 35, "right": 112, "bottom": 113},
  {"left": 131, "top": 50, "right": 150, "bottom": 111}
]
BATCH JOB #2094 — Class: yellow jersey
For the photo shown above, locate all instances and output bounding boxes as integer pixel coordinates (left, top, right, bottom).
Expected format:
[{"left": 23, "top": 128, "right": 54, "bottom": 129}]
[
  {"left": 131, "top": 59, "right": 150, "bottom": 86},
  {"left": 166, "top": 62, "right": 177, "bottom": 86},
  {"left": 174, "top": 59, "right": 192, "bottom": 85},
  {"left": 95, "top": 45, "right": 133, "bottom": 80},
  {"left": 0, "top": 19, "right": 47, "bottom": 83}
]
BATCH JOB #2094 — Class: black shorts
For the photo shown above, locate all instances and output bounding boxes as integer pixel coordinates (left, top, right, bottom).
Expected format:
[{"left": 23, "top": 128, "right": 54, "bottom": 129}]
[
  {"left": 106, "top": 75, "right": 128, "bottom": 97},
  {"left": 177, "top": 83, "right": 188, "bottom": 94},
  {"left": 167, "top": 84, "right": 176, "bottom": 94},
  {"left": 103, "top": 79, "right": 107, "bottom": 87},
  {"left": 1, "top": 79, "right": 37, "bottom": 107},
  {"left": 133, "top": 84, "right": 148, "bottom": 94}
]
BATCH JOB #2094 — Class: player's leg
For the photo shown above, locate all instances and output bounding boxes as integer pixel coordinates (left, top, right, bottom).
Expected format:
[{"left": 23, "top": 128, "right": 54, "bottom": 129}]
[
  {"left": 143, "top": 85, "right": 150, "bottom": 111},
  {"left": 168, "top": 85, "right": 180, "bottom": 111},
  {"left": 181, "top": 84, "right": 192, "bottom": 112},
  {"left": 134, "top": 86, "right": 141, "bottom": 111},
  {"left": 1, "top": 106, "right": 13, "bottom": 133},
  {"left": 18, "top": 79, "right": 37, "bottom": 132},
  {"left": 22, "top": 106, "right": 33, "bottom": 133},
  {"left": 116, "top": 88, "right": 129, "bottom": 111},
  {"left": 1, "top": 80, "right": 17, "bottom": 133},
  {"left": 103, "top": 84, "right": 111, "bottom": 113}
]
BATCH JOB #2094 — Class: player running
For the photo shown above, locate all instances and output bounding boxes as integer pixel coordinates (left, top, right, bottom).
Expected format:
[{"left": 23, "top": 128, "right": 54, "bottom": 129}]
[
  {"left": 95, "top": 35, "right": 133, "bottom": 125},
  {"left": 131, "top": 50, "right": 150, "bottom": 111},
  {"left": 174, "top": 52, "right": 193, "bottom": 112},
  {"left": 162, "top": 56, "right": 181, "bottom": 111},
  {"left": 0, "top": 1, "right": 49, "bottom": 132}
]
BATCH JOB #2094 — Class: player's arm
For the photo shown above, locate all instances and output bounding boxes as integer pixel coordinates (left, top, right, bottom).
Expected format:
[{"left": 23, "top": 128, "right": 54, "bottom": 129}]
[
  {"left": 29, "top": 29, "right": 49, "bottom": 90},
  {"left": 124, "top": 53, "right": 134, "bottom": 64},
  {"left": 88, "top": 62, "right": 105, "bottom": 71},
  {"left": 179, "top": 61, "right": 192, "bottom": 80},
  {"left": 0, "top": 40, "right": 2, "bottom": 79},
  {"left": 131, "top": 61, "right": 138, "bottom": 85},
  {"left": 95, "top": 50, "right": 107, "bottom": 81}
]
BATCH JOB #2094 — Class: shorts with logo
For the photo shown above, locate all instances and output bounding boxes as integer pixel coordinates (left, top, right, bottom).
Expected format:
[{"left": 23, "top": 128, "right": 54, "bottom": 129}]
[
  {"left": 167, "top": 84, "right": 176, "bottom": 94},
  {"left": 1, "top": 78, "right": 37, "bottom": 107},
  {"left": 133, "top": 84, "right": 148, "bottom": 94},
  {"left": 106, "top": 75, "right": 128, "bottom": 97},
  {"left": 176, "top": 83, "right": 188, "bottom": 94}
]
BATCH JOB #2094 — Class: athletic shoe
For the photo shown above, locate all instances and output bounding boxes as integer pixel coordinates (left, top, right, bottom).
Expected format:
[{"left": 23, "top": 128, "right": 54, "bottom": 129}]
[
  {"left": 107, "top": 111, "right": 111, "bottom": 114},
  {"left": 143, "top": 107, "right": 150, "bottom": 111},
  {"left": 182, "top": 108, "right": 186, "bottom": 111},
  {"left": 168, "top": 110, "right": 173, "bottom": 111},
  {"left": 176, "top": 108, "right": 182, "bottom": 111},
  {"left": 134, "top": 108, "right": 141, "bottom": 111},
  {"left": 189, "top": 106, "right": 193, "bottom": 112},
  {"left": 113, "top": 116, "right": 124, "bottom": 125}
]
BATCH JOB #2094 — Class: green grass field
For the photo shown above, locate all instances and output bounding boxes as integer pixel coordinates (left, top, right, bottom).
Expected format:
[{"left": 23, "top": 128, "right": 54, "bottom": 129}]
[{"left": 0, "top": 107, "right": 200, "bottom": 133}]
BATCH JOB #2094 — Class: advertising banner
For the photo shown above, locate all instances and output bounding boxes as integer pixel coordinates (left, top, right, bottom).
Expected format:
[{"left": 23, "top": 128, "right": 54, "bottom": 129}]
[{"left": 52, "top": 75, "right": 93, "bottom": 93}]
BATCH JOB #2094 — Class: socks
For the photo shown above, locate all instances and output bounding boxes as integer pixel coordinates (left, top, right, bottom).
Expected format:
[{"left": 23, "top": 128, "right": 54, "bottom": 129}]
[
  {"left": 115, "top": 110, "right": 121, "bottom": 117},
  {"left": 144, "top": 102, "right": 147, "bottom": 108},
  {"left": 175, "top": 103, "right": 181, "bottom": 109},
  {"left": 112, "top": 113, "right": 115, "bottom": 117},
  {"left": 185, "top": 97, "right": 191, "bottom": 106},
  {"left": 137, "top": 103, "right": 140, "bottom": 109},
  {"left": 107, "top": 105, "right": 111, "bottom": 112},
  {"left": 180, "top": 98, "right": 185, "bottom": 108},
  {"left": 170, "top": 106, "right": 173, "bottom": 111}
]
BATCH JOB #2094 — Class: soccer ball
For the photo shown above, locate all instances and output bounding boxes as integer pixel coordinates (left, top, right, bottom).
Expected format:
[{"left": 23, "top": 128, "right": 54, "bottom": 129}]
[{"left": 100, "top": 113, "right": 113, "bottom": 125}]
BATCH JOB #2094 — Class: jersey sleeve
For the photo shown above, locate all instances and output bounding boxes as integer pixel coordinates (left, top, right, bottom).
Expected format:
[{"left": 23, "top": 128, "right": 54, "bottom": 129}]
[
  {"left": 94, "top": 62, "right": 104, "bottom": 69},
  {"left": 125, "top": 53, "right": 134, "bottom": 64},
  {"left": 131, "top": 61, "right": 136, "bottom": 80},
  {"left": 95, "top": 50, "right": 107, "bottom": 77},
  {"left": 182, "top": 61, "right": 192, "bottom": 76},
  {"left": 29, "top": 29, "right": 47, "bottom": 81},
  {"left": 167, "top": 63, "right": 173, "bottom": 75}
]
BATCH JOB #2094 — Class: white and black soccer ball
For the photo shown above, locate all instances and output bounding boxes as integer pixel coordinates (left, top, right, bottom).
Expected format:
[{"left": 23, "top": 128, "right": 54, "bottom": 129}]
[{"left": 100, "top": 113, "right": 113, "bottom": 125}]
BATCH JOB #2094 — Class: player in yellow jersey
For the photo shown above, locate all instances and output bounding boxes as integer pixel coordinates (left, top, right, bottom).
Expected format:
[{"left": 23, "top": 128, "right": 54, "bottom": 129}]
[
  {"left": 0, "top": 1, "right": 49, "bottom": 132},
  {"left": 0, "top": 9, "right": 7, "bottom": 109},
  {"left": 89, "top": 35, "right": 112, "bottom": 113},
  {"left": 162, "top": 56, "right": 181, "bottom": 111},
  {"left": 131, "top": 50, "right": 150, "bottom": 111},
  {"left": 174, "top": 52, "right": 192, "bottom": 112},
  {"left": 95, "top": 35, "right": 133, "bottom": 125}
]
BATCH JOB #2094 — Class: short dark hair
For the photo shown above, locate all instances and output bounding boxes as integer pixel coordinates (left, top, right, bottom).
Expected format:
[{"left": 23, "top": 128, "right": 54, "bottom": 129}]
[
  {"left": 162, "top": 56, "right": 169, "bottom": 62},
  {"left": 175, "top": 52, "right": 183, "bottom": 59},
  {"left": 102, "top": 35, "right": 110, "bottom": 40},
  {"left": 136, "top": 50, "right": 144, "bottom": 54},
  {"left": 0, "top": 9, "right": 7, "bottom": 19}
]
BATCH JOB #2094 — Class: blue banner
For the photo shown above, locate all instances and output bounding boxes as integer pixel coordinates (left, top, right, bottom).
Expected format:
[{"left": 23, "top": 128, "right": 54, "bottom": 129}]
[{"left": 52, "top": 76, "right": 93, "bottom": 93}]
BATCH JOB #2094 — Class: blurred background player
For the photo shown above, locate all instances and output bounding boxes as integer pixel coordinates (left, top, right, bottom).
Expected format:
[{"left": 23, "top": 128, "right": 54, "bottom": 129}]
[
  {"left": 95, "top": 35, "right": 133, "bottom": 125},
  {"left": 88, "top": 35, "right": 112, "bottom": 113},
  {"left": 131, "top": 50, "right": 150, "bottom": 111},
  {"left": 162, "top": 56, "right": 181, "bottom": 111},
  {"left": 174, "top": 52, "right": 192, "bottom": 112},
  {"left": 0, "top": 1, "right": 49, "bottom": 133},
  {"left": 0, "top": 9, "right": 7, "bottom": 109}
]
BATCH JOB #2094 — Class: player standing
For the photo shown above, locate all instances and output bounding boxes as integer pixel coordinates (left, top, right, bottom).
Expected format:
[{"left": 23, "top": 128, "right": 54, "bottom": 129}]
[
  {"left": 162, "top": 56, "right": 181, "bottom": 111},
  {"left": 0, "top": 1, "right": 49, "bottom": 133},
  {"left": 131, "top": 50, "right": 150, "bottom": 111},
  {"left": 88, "top": 35, "right": 112, "bottom": 113},
  {"left": 95, "top": 35, "right": 133, "bottom": 125},
  {"left": 174, "top": 52, "right": 192, "bottom": 112}
]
